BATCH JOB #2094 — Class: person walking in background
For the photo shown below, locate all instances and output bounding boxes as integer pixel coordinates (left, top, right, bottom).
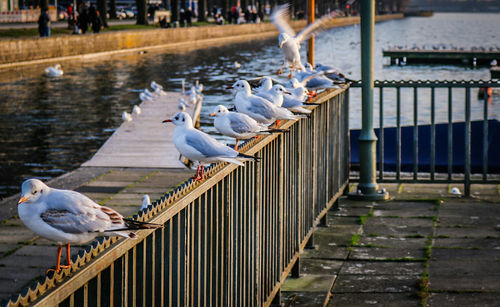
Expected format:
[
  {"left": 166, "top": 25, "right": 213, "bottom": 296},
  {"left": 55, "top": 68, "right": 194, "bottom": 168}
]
[
  {"left": 78, "top": 4, "right": 89, "bottom": 34},
  {"left": 38, "top": 8, "right": 50, "bottom": 37},
  {"left": 90, "top": 10, "right": 103, "bottom": 33},
  {"left": 185, "top": 8, "right": 193, "bottom": 26}
]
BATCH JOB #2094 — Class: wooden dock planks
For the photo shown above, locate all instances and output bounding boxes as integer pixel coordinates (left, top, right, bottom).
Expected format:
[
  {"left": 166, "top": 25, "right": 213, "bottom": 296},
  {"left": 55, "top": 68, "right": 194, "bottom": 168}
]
[{"left": 82, "top": 91, "right": 202, "bottom": 169}]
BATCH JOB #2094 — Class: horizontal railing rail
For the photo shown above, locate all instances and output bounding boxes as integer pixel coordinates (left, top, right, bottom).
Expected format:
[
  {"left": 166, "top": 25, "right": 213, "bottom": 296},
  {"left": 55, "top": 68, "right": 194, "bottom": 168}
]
[
  {"left": 5, "top": 87, "right": 350, "bottom": 307},
  {"left": 350, "top": 80, "right": 500, "bottom": 196}
]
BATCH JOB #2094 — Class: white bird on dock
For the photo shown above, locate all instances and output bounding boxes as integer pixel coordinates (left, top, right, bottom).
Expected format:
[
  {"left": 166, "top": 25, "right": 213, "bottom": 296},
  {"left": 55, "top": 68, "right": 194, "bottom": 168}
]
[
  {"left": 178, "top": 98, "right": 188, "bottom": 111},
  {"left": 195, "top": 80, "right": 204, "bottom": 94},
  {"left": 228, "top": 80, "right": 305, "bottom": 126},
  {"left": 139, "top": 92, "right": 152, "bottom": 102},
  {"left": 210, "top": 105, "right": 287, "bottom": 150},
  {"left": 162, "top": 112, "right": 259, "bottom": 181},
  {"left": 122, "top": 111, "right": 133, "bottom": 122},
  {"left": 141, "top": 194, "right": 151, "bottom": 211},
  {"left": 45, "top": 64, "right": 63, "bottom": 77},
  {"left": 150, "top": 80, "right": 163, "bottom": 91},
  {"left": 144, "top": 89, "right": 156, "bottom": 98},
  {"left": 234, "top": 61, "right": 241, "bottom": 69},
  {"left": 132, "top": 105, "right": 142, "bottom": 116},
  {"left": 255, "top": 84, "right": 291, "bottom": 107},
  {"left": 451, "top": 187, "right": 461, "bottom": 195},
  {"left": 17, "top": 179, "right": 162, "bottom": 274},
  {"left": 271, "top": 4, "right": 331, "bottom": 78},
  {"left": 254, "top": 76, "right": 274, "bottom": 94}
]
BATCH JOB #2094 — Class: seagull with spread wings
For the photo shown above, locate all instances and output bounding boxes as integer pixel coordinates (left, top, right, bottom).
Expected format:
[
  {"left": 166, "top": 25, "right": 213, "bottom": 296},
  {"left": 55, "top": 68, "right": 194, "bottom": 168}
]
[{"left": 271, "top": 4, "right": 332, "bottom": 78}]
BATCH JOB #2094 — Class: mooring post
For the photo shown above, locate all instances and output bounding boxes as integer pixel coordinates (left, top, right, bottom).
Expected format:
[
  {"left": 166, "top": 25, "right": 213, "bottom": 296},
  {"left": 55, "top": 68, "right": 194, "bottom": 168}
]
[
  {"left": 348, "top": 0, "right": 389, "bottom": 201},
  {"left": 307, "top": 0, "right": 315, "bottom": 66}
]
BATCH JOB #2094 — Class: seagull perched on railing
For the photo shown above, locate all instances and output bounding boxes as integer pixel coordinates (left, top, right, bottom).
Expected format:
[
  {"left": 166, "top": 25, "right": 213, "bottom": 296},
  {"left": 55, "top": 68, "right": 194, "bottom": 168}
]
[
  {"left": 163, "top": 112, "right": 259, "bottom": 181},
  {"left": 17, "top": 179, "right": 162, "bottom": 274},
  {"left": 271, "top": 4, "right": 332, "bottom": 78},
  {"left": 210, "top": 105, "right": 287, "bottom": 150}
]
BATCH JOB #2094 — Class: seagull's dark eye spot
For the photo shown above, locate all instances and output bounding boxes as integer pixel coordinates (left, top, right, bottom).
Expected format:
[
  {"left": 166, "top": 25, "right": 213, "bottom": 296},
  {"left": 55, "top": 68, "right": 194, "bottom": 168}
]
[
  {"left": 175, "top": 117, "right": 179, "bottom": 120},
  {"left": 33, "top": 190, "right": 37, "bottom": 194}
]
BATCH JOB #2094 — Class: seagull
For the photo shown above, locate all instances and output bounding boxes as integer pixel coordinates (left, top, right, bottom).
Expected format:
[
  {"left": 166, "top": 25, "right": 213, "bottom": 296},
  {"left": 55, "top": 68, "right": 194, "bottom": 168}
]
[
  {"left": 282, "top": 87, "right": 319, "bottom": 114},
  {"left": 162, "top": 112, "right": 259, "bottom": 180},
  {"left": 17, "top": 179, "right": 162, "bottom": 274},
  {"left": 195, "top": 80, "right": 204, "bottom": 94},
  {"left": 122, "top": 111, "right": 133, "bottom": 122},
  {"left": 271, "top": 4, "right": 331, "bottom": 78},
  {"left": 451, "top": 187, "right": 461, "bottom": 195},
  {"left": 132, "top": 105, "right": 141, "bottom": 116},
  {"left": 141, "top": 194, "right": 151, "bottom": 211},
  {"left": 228, "top": 80, "right": 305, "bottom": 126},
  {"left": 254, "top": 76, "right": 275, "bottom": 94},
  {"left": 139, "top": 92, "right": 152, "bottom": 102},
  {"left": 150, "top": 80, "right": 163, "bottom": 91},
  {"left": 210, "top": 105, "right": 287, "bottom": 150},
  {"left": 45, "top": 64, "right": 63, "bottom": 77},
  {"left": 234, "top": 61, "right": 241, "bottom": 69},
  {"left": 178, "top": 98, "right": 188, "bottom": 111},
  {"left": 255, "top": 84, "right": 291, "bottom": 107}
]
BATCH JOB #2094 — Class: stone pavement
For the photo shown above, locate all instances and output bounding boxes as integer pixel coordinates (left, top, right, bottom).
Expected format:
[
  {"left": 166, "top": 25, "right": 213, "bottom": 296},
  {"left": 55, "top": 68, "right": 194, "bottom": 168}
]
[
  {"left": 0, "top": 167, "right": 192, "bottom": 303},
  {"left": 281, "top": 183, "right": 500, "bottom": 307}
]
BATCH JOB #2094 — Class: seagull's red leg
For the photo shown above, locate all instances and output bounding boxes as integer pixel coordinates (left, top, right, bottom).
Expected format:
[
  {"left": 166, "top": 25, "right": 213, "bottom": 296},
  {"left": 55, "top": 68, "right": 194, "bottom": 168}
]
[
  {"left": 46, "top": 244, "right": 63, "bottom": 274},
  {"left": 199, "top": 164, "right": 205, "bottom": 180},
  {"left": 234, "top": 139, "right": 240, "bottom": 150},
  {"left": 62, "top": 244, "right": 72, "bottom": 268},
  {"left": 274, "top": 120, "right": 281, "bottom": 127},
  {"left": 192, "top": 165, "right": 200, "bottom": 180}
]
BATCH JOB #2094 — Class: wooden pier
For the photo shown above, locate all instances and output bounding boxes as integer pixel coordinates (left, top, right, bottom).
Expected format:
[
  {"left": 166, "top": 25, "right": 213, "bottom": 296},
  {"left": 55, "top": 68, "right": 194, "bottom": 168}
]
[{"left": 383, "top": 49, "right": 500, "bottom": 66}]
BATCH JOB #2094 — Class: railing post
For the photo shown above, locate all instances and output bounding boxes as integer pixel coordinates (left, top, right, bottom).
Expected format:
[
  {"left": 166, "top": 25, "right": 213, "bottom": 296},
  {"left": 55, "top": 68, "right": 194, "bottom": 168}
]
[
  {"left": 307, "top": 0, "right": 315, "bottom": 66},
  {"left": 348, "top": 0, "right": 388, "bottom": 201}
]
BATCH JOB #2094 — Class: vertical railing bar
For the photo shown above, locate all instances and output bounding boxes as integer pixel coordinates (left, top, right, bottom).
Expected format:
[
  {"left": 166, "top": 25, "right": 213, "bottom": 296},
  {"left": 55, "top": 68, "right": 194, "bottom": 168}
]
[
  {"left": 83, "top": 284, "right": 89, "bottom": 307},
  {"left": 109, "top": 263, "right": 114, "bottom": 307},
  {"left": 431, "top": 87, "right": 436, "bottom": 181},
  {"left": 465, "top": 87, "right": 471, "bottom": 196},
  {"left": 448, "top": 87, "right": 453, "bottom": 180},
  {"left": 396, "top": 87, "right": 401, "bottom": 180},
  {"left": 413, "top": 87, "right": 418, "bottom": 181},
  {"left": 379, "top": 87, "right": 384, "bottom": 180},
  {"left": 482, "top": 86, "right": 489, "bottom": 180},
  {"left": 97, "top": 272, "right": 101, "bottom": 307}
]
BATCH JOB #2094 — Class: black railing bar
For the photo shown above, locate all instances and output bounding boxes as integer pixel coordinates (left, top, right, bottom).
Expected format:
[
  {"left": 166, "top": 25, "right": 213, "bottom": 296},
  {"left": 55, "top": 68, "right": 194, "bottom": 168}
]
[
  {"left": 464, "top": 88, "right": 471, "bottom": 196},
  {"left": 483, "top": 91, "right": 489, "bottom": 180},
  {"left": 350, "top": 178, "right": 500, "bottom": 184},
  {"left": 448, "top": 87, "right": 453, "bottom": 180},
  {"left": 351, "top": 80, "right": 500, "bottom": 87},
  {"left": 431, "top": 87, "right": 436, "bottom": 181},
  {"left": 413, "top": 88, "right": 418, "bottom": 181},
  {"left": 396, "top": 88, "right": 401, "bottom": 181},
  {"left": 379, "top": 87, "right": 384, "bottom": 181}
]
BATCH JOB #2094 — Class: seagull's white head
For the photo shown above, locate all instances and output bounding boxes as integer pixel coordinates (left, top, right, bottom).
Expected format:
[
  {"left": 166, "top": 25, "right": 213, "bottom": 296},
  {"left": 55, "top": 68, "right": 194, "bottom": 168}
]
[
  {"left": 162, "top": 112, "right": 193, "bottom": 128},
  {"left": 261, "top": 76, "right": 273, "bottom": 90},
  {"left": 271, "top": 84, "right": 291, "bottom": 96},
  {"left": 18, "top": 179, "right": 49, "bottom": 204},
  {"left": 305, "top": 63, "right": 314, "bottom": 71},
  {"left": 278, "top": 33, "right": 289, "bottom": 48},
  {"left": 227, "top": 80, "right": 252, "bottom": 95},
  {"left": 209, "top": 105, "right": 230, "bottom": 117}
]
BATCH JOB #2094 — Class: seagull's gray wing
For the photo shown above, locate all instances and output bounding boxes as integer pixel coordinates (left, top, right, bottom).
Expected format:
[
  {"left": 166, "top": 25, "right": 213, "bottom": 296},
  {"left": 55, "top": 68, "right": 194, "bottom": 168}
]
[
  {"left": 229, "top": 113, "right": 259, "bottom": 134},
  {"left": 185, "top": 129, "right": 236, "bottom": 157},
  {"left": 270, "top": 4, "right": 296, "bottom": 37},
  {"left": 246, "top": 96, "right": 276, "bottom": 120},
  {"left": 42, "top": 190, "right": 124, "bottom": 233},
  {"left": 295, "top": 15, "right": 332, "bottom": 44}
]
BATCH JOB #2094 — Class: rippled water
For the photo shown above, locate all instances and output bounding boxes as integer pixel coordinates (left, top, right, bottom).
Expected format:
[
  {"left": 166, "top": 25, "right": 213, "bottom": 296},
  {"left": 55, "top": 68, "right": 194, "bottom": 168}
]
[{"left": 0, "top": 13, "right": 499, "bottom": 199}]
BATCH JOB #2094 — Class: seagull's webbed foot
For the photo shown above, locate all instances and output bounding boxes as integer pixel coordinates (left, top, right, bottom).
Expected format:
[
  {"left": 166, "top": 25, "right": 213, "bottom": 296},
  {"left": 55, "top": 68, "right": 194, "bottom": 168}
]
[
  {"left": 234, "top": 139, "right": 240, "bottom": 151},
  {"left": 277, "top": 68, "right": 283, "bottom": 75},
  {"left": 288, "top": 72, "right": 293, "bottom": 79},
  {"left": 274, "top": 120, "right": 281, "bottom": 127}
]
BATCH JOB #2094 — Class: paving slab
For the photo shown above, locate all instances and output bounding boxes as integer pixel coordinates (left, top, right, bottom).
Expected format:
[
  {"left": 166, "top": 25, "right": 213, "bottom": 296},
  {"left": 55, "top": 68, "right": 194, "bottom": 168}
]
[
  {"left": 357, "top": 237, "right": 427, "bottom": 249},
  {"left": 433, "top": 237, "right": 500, "bottom": 249},
  {"left": 362, "top": 224, "right": 433, "bottom": 238},
  {"left": 301, "top": 246, "right": 350, "bottom": 260},
  {"left": 282, "top": 274, "right": 336, "bottom": 292},
  {"left": 332, "top": 207, "right": 373, "bottom": 217},
  {"left": 299, "top": 259, "right": 343, "bottom": 275},
  {"left": 349, "top": 247, "right": 426, "bottom": 261},
  {"left": 281, "top": 291, "right": 330, "bottom": 306},
  {"left": 428, "top": 260, "right": 500, "bottom": 277},
  {"left": 427, "top": 292, "right": 500, "bottom": 307},
  {"left": 339, "top": 261, "right": 424, "bottom": 276},
  {"left": 435, "top": 226, "right": 500, "bottom": 238},
  {"left": 364, "top": 217, "right": 434, "bottom": 228},
  {"left": 429, "top": 275, "right": 500, "bottom": 292},
  {"left": 327, "top": 293, "right": 421, "bottom": 307},
  {"left": 431, "top": 248, "right": 500, "bottom": 261},
  {"left": 332, "top": 274, "right": 419, "bottom": 293}
]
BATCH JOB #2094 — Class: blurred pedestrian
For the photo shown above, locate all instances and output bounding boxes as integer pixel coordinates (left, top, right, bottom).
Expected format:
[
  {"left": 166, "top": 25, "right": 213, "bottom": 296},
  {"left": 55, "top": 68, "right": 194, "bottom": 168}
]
[
  {"left": 90, "top": 8, "right": 103, "bottom": 33},
  {"left": 38, "top": 8, "right": 51, "bottom": 37},
  {"left": 179, "top": 8, "right": 185, "bottom": 27},
  {"left": 211, "top": 5, "right": 217, "bottom": 18},
  {"left": 78, "top": 4, "right": 89, "bottom": 34},
  {"left": 185, "top": 8, "right": 192, "bottom": 26}
]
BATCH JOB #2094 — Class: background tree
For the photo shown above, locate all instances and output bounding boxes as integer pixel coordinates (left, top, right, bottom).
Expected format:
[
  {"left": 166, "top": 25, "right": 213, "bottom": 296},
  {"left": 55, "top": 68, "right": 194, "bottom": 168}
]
[
  {"left": 171, "top": 0, "right": 179, "bottom": 24},
  {"left": 39, "top": 0, "right": 48, "bottom": 10},
  {"left": 136, "top": 0, "right": 148, "bottom": 24},
  {"left": 198, "top": 0, "right": 207, "bottom": 21},
  {"left": 109, "top": 0, "right": 117, "bottom": 19}
]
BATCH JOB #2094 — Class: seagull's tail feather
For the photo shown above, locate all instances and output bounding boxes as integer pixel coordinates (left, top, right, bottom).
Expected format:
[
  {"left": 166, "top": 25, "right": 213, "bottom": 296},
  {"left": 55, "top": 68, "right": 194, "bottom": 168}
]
[
  {"left": 237, "top": 152, "right": 261, "bottom": 163},
  {"left": 304, "top": 102, "right": 321, "bottom": 106},
  {"left": 123, "top": 218, "right": 163, "bottom": 230},
  {"left": 261, "top": 128, "right": 289, "bottom": 134},
  {"left": 219, "top": 157, "right": 245, "bottom": 166},
  {"left": 290, "top": 107, "right": 312, "bottom": 114}
]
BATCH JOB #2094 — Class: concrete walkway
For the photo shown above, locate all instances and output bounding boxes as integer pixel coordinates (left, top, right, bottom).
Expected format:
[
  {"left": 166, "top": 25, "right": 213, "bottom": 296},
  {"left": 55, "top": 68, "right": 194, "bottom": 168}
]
[{"left": 281, "top": 183, "right": 500, "bottom": 306}]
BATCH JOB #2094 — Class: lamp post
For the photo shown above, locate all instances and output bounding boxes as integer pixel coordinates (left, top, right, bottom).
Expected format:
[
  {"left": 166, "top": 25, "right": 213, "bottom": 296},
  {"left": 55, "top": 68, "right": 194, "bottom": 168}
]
[
  {"left": 307, "top": 0, "right": 315, "bottom": 66},
  {"left": 348, "top": 0, "right": 389, "bottom": 201}
]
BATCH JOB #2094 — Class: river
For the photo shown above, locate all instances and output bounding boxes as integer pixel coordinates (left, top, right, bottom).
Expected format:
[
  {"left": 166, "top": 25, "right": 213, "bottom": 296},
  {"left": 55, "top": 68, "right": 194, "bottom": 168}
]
[{"left": 0, "top": 13, "right": 498, "bottom": 199}]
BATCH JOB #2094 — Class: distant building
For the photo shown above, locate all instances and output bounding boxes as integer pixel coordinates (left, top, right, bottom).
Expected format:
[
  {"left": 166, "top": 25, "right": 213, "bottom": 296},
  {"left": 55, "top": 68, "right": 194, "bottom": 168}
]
[
  {"left": 408, "top": 0, "right": 500, "bottom": 12},
  {"left": 0, "top": 0, "right": 18, "bottom": 12}
]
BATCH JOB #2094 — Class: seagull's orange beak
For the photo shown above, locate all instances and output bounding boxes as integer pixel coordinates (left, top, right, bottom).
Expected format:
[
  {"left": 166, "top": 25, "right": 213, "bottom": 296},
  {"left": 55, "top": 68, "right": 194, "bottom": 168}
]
[
  {"left": 162, "top": 119, "right": 172, "bottom": 123},
  {"left": 209, "top": 113, "right": 216, "bottom": 116},
  {"left": 18, "top": 196, "right": 28, "bottom": 205},
  {"left": 284, "top": 91, "right": 291, "bottom": 95}
]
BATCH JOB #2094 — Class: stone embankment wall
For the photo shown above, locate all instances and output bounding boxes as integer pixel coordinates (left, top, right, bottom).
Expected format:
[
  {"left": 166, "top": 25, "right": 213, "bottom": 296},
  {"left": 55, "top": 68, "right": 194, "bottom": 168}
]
[{"left": 0, "top": 14, "right": 402, "bottom": 67}]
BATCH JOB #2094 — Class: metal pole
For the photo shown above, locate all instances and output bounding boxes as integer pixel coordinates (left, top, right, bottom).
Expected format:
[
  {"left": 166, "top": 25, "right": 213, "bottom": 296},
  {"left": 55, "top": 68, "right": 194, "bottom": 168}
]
[
  {"left": 307, "top": 0, "right": 315, "bottom": 66},
  {"left": 348, "top": 0, "right": 388, "bottom": 201}
]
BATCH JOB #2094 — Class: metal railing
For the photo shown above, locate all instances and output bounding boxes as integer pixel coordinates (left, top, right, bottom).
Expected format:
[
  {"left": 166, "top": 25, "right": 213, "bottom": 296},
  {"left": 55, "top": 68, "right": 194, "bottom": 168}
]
[
  {"left": 351, "top": 80, "right": 500, "bottom": 196},
  {"left": 5, "top": 87, "right": 349, "bottom": 307}
]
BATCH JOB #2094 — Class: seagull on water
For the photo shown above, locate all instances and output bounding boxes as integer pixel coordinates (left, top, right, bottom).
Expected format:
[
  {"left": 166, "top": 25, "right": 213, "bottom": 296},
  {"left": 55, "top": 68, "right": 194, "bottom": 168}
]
[
  {"left": 163, "top": 112, "right": 259, "bottom": 180},
  {"left": 271, "top": 4, "right": 332, "bottom": 78},
  {"left": 45, "top": 64, "right": 63, "bottom": 77},
  {"left": 228, "top": 80, "right": 305, "bottom": 126},
  {"left": 210, "top": 105, "right": 287, "bottom": 150},
  {"left": 17, "top": 179, "right": 162, "bottom": 274}
]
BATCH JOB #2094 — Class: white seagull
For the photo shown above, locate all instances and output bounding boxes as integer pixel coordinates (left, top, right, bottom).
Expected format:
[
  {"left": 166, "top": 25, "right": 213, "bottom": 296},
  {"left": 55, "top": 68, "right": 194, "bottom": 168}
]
[
  {"left": 255, "top": 84, "right": 291, "bottom": 107},
  {"left": 271, "top": 4, "right": 331, "bottom": 78},
  {"left": 141, "top": 194, "right": 151, "bottom": 211},
  {"left": 228, "top": 80, "right": 305, "bottom": 126},
  {"left": 150, "top": 80, "right": 163, "bottom": 91},
  {"left": 210, "top": 105, "right": 287, "bottom": 150},
  {"left": 17, "top": 179, "right": 162, "bottom": 274},
  {"left": 45, "top": 64, "right": 64, "bottom": 77},
  {"left": 122, "top": 111, "right": 133, "bottom": 122},
  {"left": 132, "top": 105, "right": 142, "bottom": 116},
  {"left": 234, "top": 61, "right": 241, "bottom": 69},
  {"left": 162, "top": 112, "right": 259, "bottom": 180}
]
